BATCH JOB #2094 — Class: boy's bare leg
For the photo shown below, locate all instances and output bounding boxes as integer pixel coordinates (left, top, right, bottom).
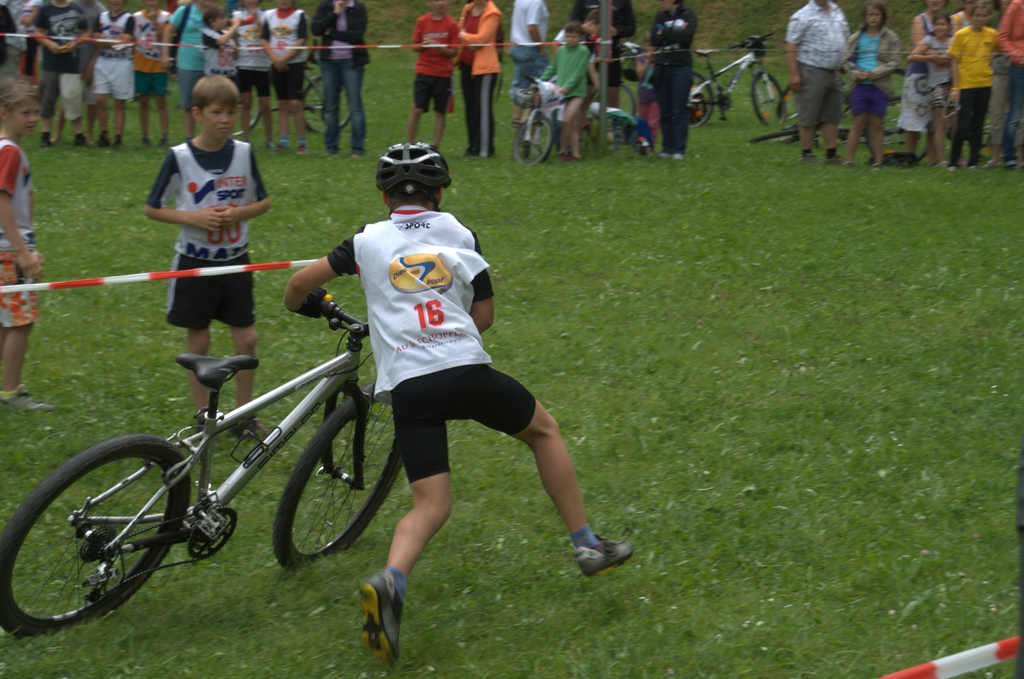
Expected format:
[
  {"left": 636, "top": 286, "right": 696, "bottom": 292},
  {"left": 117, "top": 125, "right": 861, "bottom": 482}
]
[
  {"left": 386, "top": 472, "right": 453, "bottom": 576},
  {"left": 86, "top": 103, "right": 96, "bottom": 142},
  {"left": 139, "top": 93, "right": 150, "bottom": 137},
  {"left": 95, "top": 93, "right": 109, "bottom": 135},
  {"left": 185, "top": 327, "right": 211, "bottom": 411},
  {"left": 229, "top": 324, "right": 257, "bottom": 406},
  {"left": 240, "top": 91, "right": 253, "bottom": 140},
  {"left": 0, "top": 324, "right": 32, "bottom": 393},
  {"left": 406, "top": 108, "right": 423, "bottom": 144},
  {"left": 277, "top": 103, "right": 288, "bottom": 141},
  {"left": 869, "top": 114, "right": 884, "bottom": 165},
  {"left": 183, "top": 109, "right": 195, "bottom": 139},
  {"left": 114, "top": 99, "right": 126, "bottom": 137},
  {"left": 513, "top": 400, "right": 588, "bottom": 532},
  {"left": 293, "top": 100, "right": 306, "bottom": 140},
  {"left": 53, "top": 109, "right": 64, "bottom": 143},
  {"left": 432, "top": 112, "right": 445, "bottom": 148},
  {"left": 844, "top": 112, "right": 866, "bottom": 163},
  {"left": 259, "top": 96, "right": 273, "bottom": 142},
  {"left": 157, "top": 96, "right": 169, "bottom": 138},
  {"left": 564, "top": 97, "right": 583, "bottom": 157}
]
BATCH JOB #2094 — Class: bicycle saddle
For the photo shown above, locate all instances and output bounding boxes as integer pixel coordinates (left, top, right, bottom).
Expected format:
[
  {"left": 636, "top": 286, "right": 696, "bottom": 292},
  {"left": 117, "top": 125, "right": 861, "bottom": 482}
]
[
  {"left": 695, "top": 49, "right": 721, "bottom": 56},
  {"left": 175, "top": 354, "right": 260, "bottom": 392}
]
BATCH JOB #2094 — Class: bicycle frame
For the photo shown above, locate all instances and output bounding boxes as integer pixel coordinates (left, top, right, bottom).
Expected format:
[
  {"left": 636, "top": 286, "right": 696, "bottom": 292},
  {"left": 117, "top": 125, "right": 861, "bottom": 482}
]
[
  {"left": 73, "top": 327, "right": 369, "bottom": 557},
  {"left": 706, "top": 51, "right": 758, "bottom": 95}
]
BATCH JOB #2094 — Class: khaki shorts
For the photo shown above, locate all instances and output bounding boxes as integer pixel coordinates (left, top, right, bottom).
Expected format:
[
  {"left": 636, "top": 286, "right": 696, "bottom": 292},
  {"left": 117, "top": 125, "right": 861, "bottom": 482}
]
[
  {"left": 0, "top": 252, "right": 39, "bottom": 328},
  {"left": 797, "top": 62, "right": 843, "bottom": 127}
]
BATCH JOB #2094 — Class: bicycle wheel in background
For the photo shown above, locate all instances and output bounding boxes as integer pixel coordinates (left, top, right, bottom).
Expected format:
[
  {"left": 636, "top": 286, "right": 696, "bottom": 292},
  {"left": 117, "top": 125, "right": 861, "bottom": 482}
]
[
  {"left": 689, "top": 74, "right": 714, "bottom": 127},
  {"left": 0, "top": 435, "right": 191, "bottom": 637},
  {"left": 618, "top": 83, "right": 636, "bottom": 116},
  {"left": 272, "top": 387, "right": 402, "bottom": 567},
  {"left": 512, "top": 111, "right": 554, "bottom": 165},
  {"left": 751, "top": 70, "right": 783, "bottom": 125},
  {"left": 302, "top": 73, "right": 325, "bottom": 134}
]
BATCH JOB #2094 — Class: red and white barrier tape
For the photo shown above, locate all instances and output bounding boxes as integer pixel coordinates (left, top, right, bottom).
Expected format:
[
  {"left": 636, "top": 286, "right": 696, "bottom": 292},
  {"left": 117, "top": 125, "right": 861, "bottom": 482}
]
[
  {"left": 878, "top": 636, "right": 1018, "bottom": 679},
  {"left": 0, "top": 259, "right": 316, "bottom": 294}
]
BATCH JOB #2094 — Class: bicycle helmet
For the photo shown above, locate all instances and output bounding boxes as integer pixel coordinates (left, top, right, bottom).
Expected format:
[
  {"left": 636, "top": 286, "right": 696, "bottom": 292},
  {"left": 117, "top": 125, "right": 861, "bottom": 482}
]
[{"left": 375, "top": 143, "right": 453, "bottom": 195}]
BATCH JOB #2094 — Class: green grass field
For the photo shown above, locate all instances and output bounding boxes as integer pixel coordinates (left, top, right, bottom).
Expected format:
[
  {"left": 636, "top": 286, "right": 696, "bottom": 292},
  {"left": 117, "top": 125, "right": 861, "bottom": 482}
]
[{"left": 0, "top": 51, "right": 1022, "bottom": 679}]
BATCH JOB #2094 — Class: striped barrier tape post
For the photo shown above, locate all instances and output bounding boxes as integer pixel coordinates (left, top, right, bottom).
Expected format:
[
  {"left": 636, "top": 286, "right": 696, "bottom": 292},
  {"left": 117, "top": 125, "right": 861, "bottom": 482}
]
[
  {"left": 878, "top": 636, "right": 1018, "bottom": 679},
  {"left": 0, "top": 259, "right": 318, "bottom": 295}
]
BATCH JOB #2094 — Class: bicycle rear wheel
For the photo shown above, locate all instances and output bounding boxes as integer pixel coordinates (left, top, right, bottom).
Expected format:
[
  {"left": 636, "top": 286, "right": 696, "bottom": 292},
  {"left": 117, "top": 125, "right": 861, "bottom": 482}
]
[
  {"left": 272, "top": 386, "right": 402, "bottom": 567},
  {"left": 618, "top": 83, "right": 636, "bottom": 116},
  {"left": 512, "top": 111, "right": 554, "bottom": 165},
  {"left": 302, "top": 72, "right": 325, "bottom": 134},
  {"left": 0, "top": 434, "right": 190, "bottom": 636},
  {"left": 749, "top": 124, "right": 799, "bottom": 144},
  {"left": 689, "top": 75, "right": 714, "bottom": 127},
  {"left": 751, "top": 70, "right": 783, "bottom": 125}
]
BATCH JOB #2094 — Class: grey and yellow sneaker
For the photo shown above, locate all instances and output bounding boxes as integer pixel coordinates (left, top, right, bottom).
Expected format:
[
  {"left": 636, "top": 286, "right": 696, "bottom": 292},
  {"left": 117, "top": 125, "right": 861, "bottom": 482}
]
[
  {"left": 574, "top": 537, "right": 634, "bottom": 578},
  {"left": 0, "top": 385, "right": 54, "bottom": 412},
  {"left": 360, "top": 570, "right": 403, "bottom": 661}
]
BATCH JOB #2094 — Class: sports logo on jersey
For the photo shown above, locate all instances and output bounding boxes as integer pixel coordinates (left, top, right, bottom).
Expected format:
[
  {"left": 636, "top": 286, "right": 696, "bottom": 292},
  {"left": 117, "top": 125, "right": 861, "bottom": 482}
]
[
  {"left": 272, "top": 24, "right": 291, "bottom": 38},
  {"left": 389, "top": 254, "right": 452, "bottom": 294},
  {"left": 188, "top": 180, "right": 216, "bottom": 203}
]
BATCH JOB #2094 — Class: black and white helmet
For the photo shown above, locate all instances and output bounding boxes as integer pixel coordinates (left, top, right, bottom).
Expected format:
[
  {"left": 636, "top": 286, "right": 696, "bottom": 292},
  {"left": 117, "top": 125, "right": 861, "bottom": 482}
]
[{"left": 375, "top": 142, "right": 452, "bottom": 195}]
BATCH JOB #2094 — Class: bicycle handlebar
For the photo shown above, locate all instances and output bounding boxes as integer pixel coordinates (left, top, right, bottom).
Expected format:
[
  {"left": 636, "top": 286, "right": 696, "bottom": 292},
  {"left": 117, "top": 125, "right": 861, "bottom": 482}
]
[
  {"left": 726, "top": 28, "right": 776, "bottom": 51},
  {"left": 318, "top": 294, "right": 370, "bottom": 336}
]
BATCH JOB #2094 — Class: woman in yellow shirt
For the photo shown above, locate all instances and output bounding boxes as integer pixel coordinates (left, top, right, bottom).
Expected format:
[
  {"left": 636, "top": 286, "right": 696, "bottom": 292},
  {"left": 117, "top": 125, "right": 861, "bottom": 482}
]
[{"left": 949, "top": 2, "right": 997, "bottom": 167}]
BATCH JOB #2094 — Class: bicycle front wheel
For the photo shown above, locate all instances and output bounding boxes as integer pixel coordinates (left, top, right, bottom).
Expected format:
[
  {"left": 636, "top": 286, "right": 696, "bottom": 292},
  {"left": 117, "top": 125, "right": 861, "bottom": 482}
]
[
  {"left": 751, "top": 71, "right": 783, "bottom": 125},
  {"left": 272, "top": 387, "right": 401, "bottom": 567},
  {"left": 0, "top": 434, "right": 191, "bottom": 636},
  {"left": 689, "top": 75, "right": 714, "bottom": 127},
  {"left": 618, "top": 83, "right": 637, "bottom": 116},
  {"left": 512, "top": 111, "right": 554, "bottom": 165}
]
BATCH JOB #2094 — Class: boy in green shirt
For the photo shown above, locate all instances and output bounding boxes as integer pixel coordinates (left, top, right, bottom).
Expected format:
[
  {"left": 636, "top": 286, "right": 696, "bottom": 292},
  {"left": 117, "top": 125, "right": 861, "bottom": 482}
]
[{"left": 543, "top": 20, "right": 590, "bottom": 160}]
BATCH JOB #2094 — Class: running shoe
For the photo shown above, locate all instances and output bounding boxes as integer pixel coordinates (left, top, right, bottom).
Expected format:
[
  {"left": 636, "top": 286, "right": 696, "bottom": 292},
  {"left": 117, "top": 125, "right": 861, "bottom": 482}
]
[
  {"left": 574, "top": 537, "right": 634, "bottom": 578},
  {"left": 140, "top": 135, "right": 151, "bottom": 147},
  {"left": 0, "top": 385, "right": 55, "bottom": 412},
  {"left": 97, "top": 132, "right": 111, "bottom": 148},
  {"left": 361, "top": 570, "right": 403, "bottom": 661},
  {"left": 296, "top": 143, "right": 308, "bottom": 155},
  {"left": 266, "top": 140, "right": 279, "bottom": 151}
]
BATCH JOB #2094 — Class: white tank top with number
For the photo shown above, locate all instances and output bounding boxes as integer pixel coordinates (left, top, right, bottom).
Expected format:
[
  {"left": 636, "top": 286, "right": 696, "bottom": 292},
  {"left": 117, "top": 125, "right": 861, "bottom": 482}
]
[
  {"left": 171, "top": 141, "right": 254, "bottom": 262},
  {"left": 353, "top": 208, "right": 492, "bottom": 403},
  {"left": 0, "top": 139, "right": 33, "bottom": 252},
  {"left": 264, "top": 8, "right": 307, "bottom": 64},
  {"left": 201, "top": 27, "right": 239, "bottom": 76},
  {"left": 98, "top": 11, "right": 133, "bottom": 60},
  {"left": 234, "top": 8, "right": 270, "bottom": 70},
  {"left": 133, "top": 10, "right": 170, "bottom": 63}
]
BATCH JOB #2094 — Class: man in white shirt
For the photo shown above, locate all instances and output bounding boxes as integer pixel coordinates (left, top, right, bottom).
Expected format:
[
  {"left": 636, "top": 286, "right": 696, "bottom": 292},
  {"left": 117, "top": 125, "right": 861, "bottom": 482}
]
[
  {"left": 510, "top": 0, "right": 548, "bottom": 122},
  {"left": 785, "top": 0, "right": 849, "bottom": 163}
]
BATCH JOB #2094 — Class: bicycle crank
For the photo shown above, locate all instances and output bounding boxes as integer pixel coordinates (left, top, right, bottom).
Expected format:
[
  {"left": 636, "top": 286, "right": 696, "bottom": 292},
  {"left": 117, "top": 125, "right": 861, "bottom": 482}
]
[{"left": 188, "top": 505, "right": 238, "bottom": 559}]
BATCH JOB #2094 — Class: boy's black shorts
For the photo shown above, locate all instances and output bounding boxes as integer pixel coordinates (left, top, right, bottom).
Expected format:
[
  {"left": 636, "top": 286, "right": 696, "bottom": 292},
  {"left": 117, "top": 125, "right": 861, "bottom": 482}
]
[
  {"left": 166, "top": 253, "right": 255, "bottom": 330},
  {"left": 413, "top": 73, "right": 453, "bottom": 113},
  {"left": 239, "top": 68, "right": 271, "bottom": 98},
  {"left": 390, "top": 364, "right": 537, "bottom": 483},
  {"left": 272, "top": 62, "right": 305, "bottom": 101}
]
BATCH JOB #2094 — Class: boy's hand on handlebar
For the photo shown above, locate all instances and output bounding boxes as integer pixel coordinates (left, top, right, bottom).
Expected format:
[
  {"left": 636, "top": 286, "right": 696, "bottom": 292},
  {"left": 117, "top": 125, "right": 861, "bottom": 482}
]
[{"left": 293, "top": 287, "right": 327, "bottom": 318}]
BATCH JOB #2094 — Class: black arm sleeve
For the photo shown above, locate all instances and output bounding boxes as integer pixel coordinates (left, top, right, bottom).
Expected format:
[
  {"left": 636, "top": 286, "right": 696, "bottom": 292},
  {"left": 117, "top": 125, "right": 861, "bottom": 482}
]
[
  {"left": 468, "top": 229, "right": 493, "bottom": 302},
  {"left": 570, "top": 0, "right": 587, "bottom": 23},
  {"left": 660, "top": 8, "right": 697, "bottom": 46},
  {"left": 326, "top": 228, "right": 364, "bottom": 276},
  {"left": 615, "top": 0, "right": 635, "bottom": 40},
  {"left": 329, "top": 4, "right": 365, "bottom": 45},
  {"left": 296, "top": 13, "right": 307, "bottom": 40}
]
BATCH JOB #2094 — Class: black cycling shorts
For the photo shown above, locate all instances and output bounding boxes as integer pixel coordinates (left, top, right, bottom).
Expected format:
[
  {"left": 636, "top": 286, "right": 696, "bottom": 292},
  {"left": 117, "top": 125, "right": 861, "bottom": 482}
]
[
  {"left": 413, "top": 73, "right": 453, "bottom": 113},
  {"left": 390, "top": 364, "right": 537, "bottom": 483},
  {"left": 166, "top": 253, "right": 255, "bottom": 329},
  {"left": 272, "top": 62, "right": 305, "bottom": 101},
  {"left": 238, "top": 68, "right": 271, "bottom": 97}
]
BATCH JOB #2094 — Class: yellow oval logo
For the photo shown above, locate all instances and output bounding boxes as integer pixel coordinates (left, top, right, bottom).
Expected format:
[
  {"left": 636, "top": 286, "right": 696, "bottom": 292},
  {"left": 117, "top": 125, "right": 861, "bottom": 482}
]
[{"left": 389, "top": 254, "right": 453, "bottom": 294}]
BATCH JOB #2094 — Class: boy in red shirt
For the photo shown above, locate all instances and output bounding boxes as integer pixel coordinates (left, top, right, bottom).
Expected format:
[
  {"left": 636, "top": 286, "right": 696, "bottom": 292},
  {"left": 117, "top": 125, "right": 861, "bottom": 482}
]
[{"left": 405, "top": 0, "right": 459, "bottom": 149}]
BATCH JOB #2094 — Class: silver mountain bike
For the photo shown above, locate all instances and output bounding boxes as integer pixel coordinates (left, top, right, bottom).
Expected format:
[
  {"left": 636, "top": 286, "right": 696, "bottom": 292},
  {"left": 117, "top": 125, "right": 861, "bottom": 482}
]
[{"left": 0, "top": 294, "right": 401, "bottom": 637}]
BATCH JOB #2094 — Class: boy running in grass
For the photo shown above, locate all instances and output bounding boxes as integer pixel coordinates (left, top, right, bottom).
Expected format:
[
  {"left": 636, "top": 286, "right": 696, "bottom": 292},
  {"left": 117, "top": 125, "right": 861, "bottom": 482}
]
[
  {"left": 144, "top": 75, "right": 271, "bottom": 435},
  {"left": 0, "top": 81, "right": 53, "bottom": 411},
  {"left": 406, "top": 0, "right": 459, "bottom": 149},
  {"left": 133, "top": 0, "right": 171, "bottom": 147},
  {"left": 283, "top": 143, "right": 634, "bottom": 662},
  {"left": 542, "top": 20, "right": 590, "bottom": 160},
  {"left": 90, "top": 0, "right": 136, "bottom": 147}
]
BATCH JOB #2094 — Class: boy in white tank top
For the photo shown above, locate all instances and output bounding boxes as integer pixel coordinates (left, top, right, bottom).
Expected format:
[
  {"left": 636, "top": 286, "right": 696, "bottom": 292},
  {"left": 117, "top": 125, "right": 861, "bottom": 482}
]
[
  {"left": 144, "top": 76, "right": 272, "bottom": 436},
  {"left": 0, "top": 82, "right": 53, "bottom": 411},
  {"left": 283, "top": 143, "right": 634, "bottom": 662}
]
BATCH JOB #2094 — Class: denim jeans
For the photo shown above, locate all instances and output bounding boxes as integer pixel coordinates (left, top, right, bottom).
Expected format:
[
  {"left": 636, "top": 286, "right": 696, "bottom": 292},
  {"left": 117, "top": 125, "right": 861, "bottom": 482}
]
[
  {"left": 1002, "top": 64, "right": 1024, "bottom": 163},
  {"left": 320, "top": 57, "right": 366, "bottom": 155},
  {"left": 654, "top": 64, "right": 693, "bottom": 155}
]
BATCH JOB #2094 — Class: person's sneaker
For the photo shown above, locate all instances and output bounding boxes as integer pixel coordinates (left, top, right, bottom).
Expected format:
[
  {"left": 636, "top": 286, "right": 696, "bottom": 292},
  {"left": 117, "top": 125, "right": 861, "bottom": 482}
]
[
  {"left": 799, "top": 154, "right": 817, "bottom": 164},
  {"left": 230, "top": 417, "right": 268, "bottom": 439},
  {"left": 97, "top": 132, "right": 111, "bottom": 148},
  {"left": 672, "top": 153, "right": 685, "bottom": 160},
  {"left": 140, "top": 135, "right": 151, "bottom": 147},
  {"left": 1005, "top": 160, "right": 1018, "bottom": 170},
  {"left": 574, "top": 537, "right": 634, "bottom": 578},
  {"left": 658, "top": 152, "right": 672, "bottom": 159},
  {"left": 825, "top": 155, "right": 843, "bottom": 165},
  {"left": 842, "top": 161, "right": 854, "bottom": 167},
  {"left": 158, "top": 134, "right": 169, "bottom": 148},
  {"left": 266, "top": 140, "right": 279, "bottom": 151},
  {"left": 947, "top": 165, "right": 957, "bottom": 172},
  {"left": 73, "top": 134, "right": 88, "bottom": 147},
  {"left": 296, "top": 143, "right": 308, "bottom": 155},
  {"left": 113, "top": 135, "right": 123, "bottom": 148},
  {"left": 0, "top": 385, "right": 55, "bottom": 412},
  {"left": 39, "top": 135, "right": 51, "bottom": 149},
  {"left": 361, "top": 570, "right": 403, "bottom": 661}
]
